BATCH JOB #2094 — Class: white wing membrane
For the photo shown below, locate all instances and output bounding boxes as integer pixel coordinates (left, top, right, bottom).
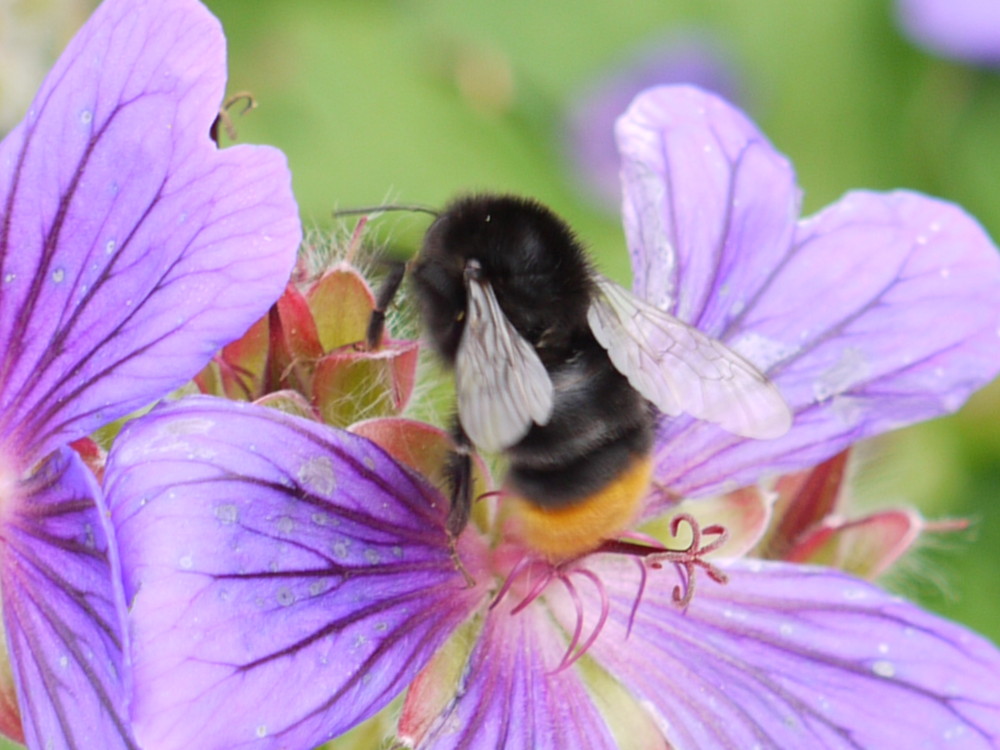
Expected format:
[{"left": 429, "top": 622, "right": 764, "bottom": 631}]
[
  {"left": 587, "top": 276, "right": 792, "bottom": 439},
  {"left": 456, "top": 276, "right": 555, "bottom": 453}
]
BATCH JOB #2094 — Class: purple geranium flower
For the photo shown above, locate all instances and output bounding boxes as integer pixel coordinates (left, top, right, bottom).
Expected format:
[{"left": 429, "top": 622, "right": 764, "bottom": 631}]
[
  {"left": 104, "top": 86, "right": 1000, "bottom": 749},
  {"left": 897, "top": 0, "right": 1000, "bottom": 66},
  {"left": 0, "top": 0, "right": 300, "bottom": 746}
]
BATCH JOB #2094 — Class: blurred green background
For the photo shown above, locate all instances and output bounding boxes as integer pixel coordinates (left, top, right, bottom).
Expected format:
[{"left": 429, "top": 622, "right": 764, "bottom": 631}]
[{"left": 3, "top": 0, "right": 1000, "bottom": 745}]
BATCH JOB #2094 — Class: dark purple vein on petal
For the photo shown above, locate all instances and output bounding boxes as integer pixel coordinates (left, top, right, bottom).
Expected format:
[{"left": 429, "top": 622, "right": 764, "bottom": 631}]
[{"left": 0, "top": 464, "right": 136, "bottom": 748}]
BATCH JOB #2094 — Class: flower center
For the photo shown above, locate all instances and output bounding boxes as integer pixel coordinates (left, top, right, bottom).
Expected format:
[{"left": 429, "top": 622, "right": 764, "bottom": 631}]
[{"left": 484, "top": 513, "right": 730, "bottom": 669}]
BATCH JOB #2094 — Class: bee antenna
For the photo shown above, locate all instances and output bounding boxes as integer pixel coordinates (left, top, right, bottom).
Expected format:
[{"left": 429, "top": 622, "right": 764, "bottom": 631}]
[{"left": 332, "top": 203, "right": 440, "bottom": 219}]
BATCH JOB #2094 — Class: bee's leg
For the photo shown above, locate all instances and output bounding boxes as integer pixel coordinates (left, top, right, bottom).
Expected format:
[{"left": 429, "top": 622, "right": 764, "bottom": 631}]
[
  {"left": 445, "top": 422, "right": 476, "bottom": 586},
  {"left": 365, "top": 260, "right": 408, "bottom": 350}
]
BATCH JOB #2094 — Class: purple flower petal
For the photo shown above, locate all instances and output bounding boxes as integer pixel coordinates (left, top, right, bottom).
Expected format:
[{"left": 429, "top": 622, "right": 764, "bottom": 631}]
[
  {"left": 0, "top": 0, "right": 301, "bottom": 467},
  {"left": 617, "top": 88, "right": 1000, "bottom": 506},
  {"left": 573, "top": 558, "right": 1000, "bottom": 748},
  {"left": 405, "top": 598, "right": 618, "bottom": 750},
  {"left": 567, "top": 32, "right": 742, "bottom": 210},
  {"left": 617, "top": 85, "right": 799, "bottom": 323},
  {"left": 105, "top": 396, "right": 484, "bottom": 750},
  {"left": 1, "top": 446, "right": 135, "bottom": 749},
  {"left": 897, "top": 0, "right": 1000, "bottom": 66}
]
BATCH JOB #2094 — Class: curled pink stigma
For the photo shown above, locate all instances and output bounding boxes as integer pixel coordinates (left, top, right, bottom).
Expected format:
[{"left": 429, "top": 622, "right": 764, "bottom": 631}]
[{"left": 597, "top": 512, "right": 730, "bottom": 609}]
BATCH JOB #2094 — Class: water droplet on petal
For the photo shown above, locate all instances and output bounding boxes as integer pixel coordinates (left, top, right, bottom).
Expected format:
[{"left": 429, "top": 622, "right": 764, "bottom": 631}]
[
  {"left": 3, "top": 273, "right": 14, "bottom": 283},
  {"left": 731, "top": 333, "right": 797, "bottom": 372},
  {"left": 52, "top": 268, "right": 65, "bottom": 283},
  {"left": 872, "top": 659, "right": 895, "bottom": 678},
  {"left": 105, "top": 239, "right": 116, "bottom": 254},
  {"left": 277, "top": 516, "right": 294, "bottom": 534},
  {"left": 215, "top": 504, "right": 238, "bottom": 525},
  {"left": 80, "top": 109, "right": 92, "bottom": 125},
  {"left": 179, "top": 554, "right": 194, "bottom": 570},
  {"left": 276, "top": 587, "right": 295, "bottom": 607},
  {"left": 943, "top": 724, "right": 967, "bottom": 741},
  {"left": 255, "top": 725, "right": 268, "bottom": 738},
  {"left": 298, "top": 455, "right": 336, "bottom": 495},
  {"left": 814, "top": 347, "right": 870, "bottom": 403}
]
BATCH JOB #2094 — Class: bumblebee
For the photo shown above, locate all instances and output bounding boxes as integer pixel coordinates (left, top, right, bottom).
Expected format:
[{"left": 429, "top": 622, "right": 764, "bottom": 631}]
[{"left": 366, "top": 194, "right": 791, "bottom": 561}]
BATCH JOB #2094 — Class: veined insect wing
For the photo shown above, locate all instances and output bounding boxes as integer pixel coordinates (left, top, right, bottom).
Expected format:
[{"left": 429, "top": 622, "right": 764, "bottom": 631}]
[
  {"left": 587, "top": 275, "right": 792, "bottom": 439},
  {"left": 455, "top": 262, "right": 555, "bottom": 453}
]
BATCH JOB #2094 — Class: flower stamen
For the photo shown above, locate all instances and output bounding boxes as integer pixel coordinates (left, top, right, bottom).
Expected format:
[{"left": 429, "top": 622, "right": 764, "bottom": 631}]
[
  {"left": 557, "top": 567, "right": 609, "bottom": 670},
  {"left": 596, "top": 512, "right": 730, "bottom": 609}
]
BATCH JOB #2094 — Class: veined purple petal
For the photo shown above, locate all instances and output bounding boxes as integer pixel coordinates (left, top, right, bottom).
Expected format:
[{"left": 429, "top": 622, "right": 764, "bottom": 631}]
[
  {"left": 617, "top": 85, "right": 799, "bottom": 325},
  {"left": 651, "top": 190, "right": 1000, "bottom": 502},
  {"left": 407, "top": 597, "right": 617, "bottom": 750},
  {"left": 572, "top": 558, "right": 1000, "bottom": 749},
  {"left": 1, "top": 446, "right": 135, "bottom": 750},
  {"left": 567, "top": 33, "right": 742, "bottom": 210},
  {"left": 617, "top": 88, "right": 1000, "bottom": 506},
  {"left": 0, "top": 0, "right": 301, "bottom": 467},
  {"left": 104, "top": 396, "right": 484, "bottom": 750},
  {"left": 897, "top": 0, "right": 1000, "bottom": 66}
]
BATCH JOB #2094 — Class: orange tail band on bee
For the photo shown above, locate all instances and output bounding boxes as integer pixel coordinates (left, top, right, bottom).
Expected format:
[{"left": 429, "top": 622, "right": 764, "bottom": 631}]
[{"left": 507, "top": 455, "right": 654, "bottom": 561}]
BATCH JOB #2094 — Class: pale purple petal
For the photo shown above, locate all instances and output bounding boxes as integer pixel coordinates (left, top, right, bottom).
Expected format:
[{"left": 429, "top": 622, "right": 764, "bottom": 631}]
[
  {"left": 409, "top": 598, "right": 617, "bottom": 750},
  {"left": 567, "top": 33, "right": 742, "bottom": 209},
  {"left": 0, "top": 0, "right": 301, "bottom": 466},
  {"left": 617, "top": 88, "right": 1000, "bottom": 507},
  {"left": 617, "top": 85, "right": 799, "bottom": 323},
  {"left": 1, "top": 447, "right": 135, "bottom": 749},
  {"left": 571, "top": 558, "right": 1000, "bottom": 748},
  {"left": 652, "top": 190, "right": 1000, "bottom": 502},
  {"left": 105, "top": 396, "right": 483, "bottom": 750},
  {"left": 897, "top": 0, "right": 1000, "bottom": 66}
]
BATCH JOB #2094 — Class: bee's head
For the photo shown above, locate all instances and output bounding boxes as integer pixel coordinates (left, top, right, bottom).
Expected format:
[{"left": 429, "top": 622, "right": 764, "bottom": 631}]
[{"left": 416, "top": 194, "right": 595, "bottom": 353}]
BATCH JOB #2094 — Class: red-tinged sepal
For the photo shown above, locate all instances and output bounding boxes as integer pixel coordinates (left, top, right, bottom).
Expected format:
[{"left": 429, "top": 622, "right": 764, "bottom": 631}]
[
  {"left": 313, "top": 340, "right": 419, "bottom": 427},
  {"left": 782, "top": 507, "right": 939, "bottom": 579},
  {"left": 305, "top": 264, "right": 377, "bottom": 351}
]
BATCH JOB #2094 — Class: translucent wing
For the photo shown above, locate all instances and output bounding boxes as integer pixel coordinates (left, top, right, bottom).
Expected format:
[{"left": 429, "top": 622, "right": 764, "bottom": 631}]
[
  {"left": 455, "top": 275, "right": 555, "bottom": 453},
  {"left": 587, "top": 276, "right": 792, "bottom": 439}
]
